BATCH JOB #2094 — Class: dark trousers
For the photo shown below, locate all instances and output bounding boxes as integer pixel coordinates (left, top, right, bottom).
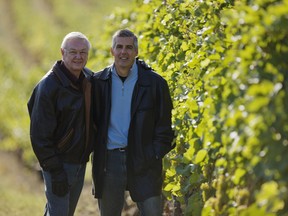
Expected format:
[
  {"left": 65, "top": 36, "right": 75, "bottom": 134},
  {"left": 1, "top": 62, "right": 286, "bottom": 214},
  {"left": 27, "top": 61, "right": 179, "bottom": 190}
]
[
  {"left": 98, "top": 150, "right": 161, "bottom": 216},
  {"left": 43, "top": 163, "right": 86, "bottom": 216}
]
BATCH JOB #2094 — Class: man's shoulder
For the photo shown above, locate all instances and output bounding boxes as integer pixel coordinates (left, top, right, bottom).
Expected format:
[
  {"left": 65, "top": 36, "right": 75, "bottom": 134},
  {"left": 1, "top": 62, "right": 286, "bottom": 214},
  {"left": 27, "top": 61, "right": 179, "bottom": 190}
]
[
  {"left": 137, "top": 58, "right": 152, "bottom": 71},
  {"left": 83, "top": 67, "right": 94, "bottom": 76},
  {"left": 28, "top": 71, "right": 59, "bottom": 107},
  {"left": 137, "top": 59, "right": 166, "bottom": 83},
  {"left": 36, "top": 70, "right": 57, "bottom": 87}
]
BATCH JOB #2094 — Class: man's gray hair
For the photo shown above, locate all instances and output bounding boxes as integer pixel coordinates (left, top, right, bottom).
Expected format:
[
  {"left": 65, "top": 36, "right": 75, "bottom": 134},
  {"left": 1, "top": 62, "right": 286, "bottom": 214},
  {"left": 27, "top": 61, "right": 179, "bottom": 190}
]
[
  {"left": 112, "top": 29, "right": 138, "bottom": 50},
  {"left": 61, "top": 32, "right": 91, "bottom": 50}
]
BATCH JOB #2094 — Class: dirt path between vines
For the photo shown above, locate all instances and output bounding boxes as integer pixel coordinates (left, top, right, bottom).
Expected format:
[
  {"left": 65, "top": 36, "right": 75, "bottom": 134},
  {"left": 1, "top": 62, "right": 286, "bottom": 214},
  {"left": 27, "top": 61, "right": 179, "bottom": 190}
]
[{"left": 0, "top": 0, "right": 39, "bottom": 67}]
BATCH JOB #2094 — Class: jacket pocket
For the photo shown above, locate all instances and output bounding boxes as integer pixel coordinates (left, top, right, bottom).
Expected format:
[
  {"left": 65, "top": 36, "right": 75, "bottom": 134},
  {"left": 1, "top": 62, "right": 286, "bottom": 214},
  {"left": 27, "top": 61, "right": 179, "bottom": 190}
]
[{"left": 57, "top": 128, "right": 74, "bottom": 153}]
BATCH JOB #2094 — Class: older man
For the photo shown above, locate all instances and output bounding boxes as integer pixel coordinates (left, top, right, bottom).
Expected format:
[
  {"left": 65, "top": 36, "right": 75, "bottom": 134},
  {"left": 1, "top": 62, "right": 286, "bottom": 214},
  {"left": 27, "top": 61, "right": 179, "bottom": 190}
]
[{"left": 28, "top": 32, "right": 94, "bottom": 216}]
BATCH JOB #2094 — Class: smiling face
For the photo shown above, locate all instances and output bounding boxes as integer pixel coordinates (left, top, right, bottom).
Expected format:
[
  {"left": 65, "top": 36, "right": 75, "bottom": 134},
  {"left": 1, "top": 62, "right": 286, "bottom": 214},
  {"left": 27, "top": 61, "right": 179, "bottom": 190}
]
[
  {"left": 61, "top": 38, "right": 89, "bottom": 77},
  {"left": 111, "top": 36, "right": 138, "bottom": 77}
]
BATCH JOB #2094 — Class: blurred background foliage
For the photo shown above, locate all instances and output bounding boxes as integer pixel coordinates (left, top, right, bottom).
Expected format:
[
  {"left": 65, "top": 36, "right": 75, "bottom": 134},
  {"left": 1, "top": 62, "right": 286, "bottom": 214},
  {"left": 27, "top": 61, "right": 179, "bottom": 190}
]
[
  {"left": 0, "top": 0, "right": 131, "bottom": 163},
  {"left": 1, "top": 0, "right": 288, "bottom": 215}
]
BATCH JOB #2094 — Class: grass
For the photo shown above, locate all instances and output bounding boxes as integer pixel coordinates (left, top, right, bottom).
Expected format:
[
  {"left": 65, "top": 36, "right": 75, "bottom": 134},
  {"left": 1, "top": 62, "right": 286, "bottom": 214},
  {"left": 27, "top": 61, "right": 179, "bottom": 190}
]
[
  {"left": 0, "top": 186, "right": 45, "bottom": 216},
  {"left": 0, "top": 151, "right": 45, "bottom": 216}
]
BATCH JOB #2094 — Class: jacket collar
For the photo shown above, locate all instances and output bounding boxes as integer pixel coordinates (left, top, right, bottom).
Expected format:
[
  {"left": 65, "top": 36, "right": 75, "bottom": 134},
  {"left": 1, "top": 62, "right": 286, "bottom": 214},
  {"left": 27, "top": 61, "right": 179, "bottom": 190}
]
[
  {"left": 98, "top": 65, "right": 112, "bottom": 81},
  {"left": 52, "top": 60, "right": 92, "bottom": 87},
  {"left": 136, "top": 65, "right": 151, "bottom": 87}
]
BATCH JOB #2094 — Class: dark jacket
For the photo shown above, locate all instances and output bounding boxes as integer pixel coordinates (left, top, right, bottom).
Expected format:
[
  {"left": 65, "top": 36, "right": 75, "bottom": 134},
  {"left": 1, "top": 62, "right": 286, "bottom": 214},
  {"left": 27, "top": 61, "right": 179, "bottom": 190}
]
[
  {"left": 92, "top": 59, "right": 175, "bottom": 202},
  {"left": 28, "top": 60, "right": 94, "bottom": 172}
]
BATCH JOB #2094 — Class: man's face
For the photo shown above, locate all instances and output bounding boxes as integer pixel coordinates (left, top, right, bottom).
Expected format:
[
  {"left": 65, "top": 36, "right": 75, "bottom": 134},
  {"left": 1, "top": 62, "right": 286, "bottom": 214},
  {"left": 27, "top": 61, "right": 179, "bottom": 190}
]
[
  {"left": 111, "top": 37, "right": 138, "bottom": 72},
  {"left": 61, "top": 38, "right": 89, "bottom": 75}
]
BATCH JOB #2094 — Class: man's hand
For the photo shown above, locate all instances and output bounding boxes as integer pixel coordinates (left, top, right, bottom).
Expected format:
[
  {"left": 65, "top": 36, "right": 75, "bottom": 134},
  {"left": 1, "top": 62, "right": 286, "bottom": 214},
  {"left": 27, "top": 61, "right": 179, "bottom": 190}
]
[{"left": 50, "top": 169, "right": 69, "bottom": 197}]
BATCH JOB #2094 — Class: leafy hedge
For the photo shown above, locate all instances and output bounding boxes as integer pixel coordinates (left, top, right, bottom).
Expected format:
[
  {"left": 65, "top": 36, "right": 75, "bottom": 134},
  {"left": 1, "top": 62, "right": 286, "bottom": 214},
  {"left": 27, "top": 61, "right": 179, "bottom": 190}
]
[{"left": 90, "top": 0, "right": 288, "bottom": 215}]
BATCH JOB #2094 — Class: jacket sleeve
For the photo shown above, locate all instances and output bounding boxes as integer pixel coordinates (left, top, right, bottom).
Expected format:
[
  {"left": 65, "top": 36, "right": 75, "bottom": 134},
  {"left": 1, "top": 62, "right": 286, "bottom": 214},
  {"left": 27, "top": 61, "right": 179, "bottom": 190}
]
[
  {"left": 153, "top": 77, "right": 175, "bottom": 158},
  {"left": 28, "top": 81, "right": 62, "bottom": 171}
]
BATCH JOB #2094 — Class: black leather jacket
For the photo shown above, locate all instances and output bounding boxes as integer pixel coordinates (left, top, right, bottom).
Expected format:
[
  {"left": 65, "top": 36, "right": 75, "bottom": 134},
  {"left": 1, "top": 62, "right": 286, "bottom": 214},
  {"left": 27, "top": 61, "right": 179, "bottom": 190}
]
[
  {"left": 28, "top": 60, "right": 94, "bottom": 171},
  {"left": 92, "top": 59, "right": 175, "bottom": 201}
]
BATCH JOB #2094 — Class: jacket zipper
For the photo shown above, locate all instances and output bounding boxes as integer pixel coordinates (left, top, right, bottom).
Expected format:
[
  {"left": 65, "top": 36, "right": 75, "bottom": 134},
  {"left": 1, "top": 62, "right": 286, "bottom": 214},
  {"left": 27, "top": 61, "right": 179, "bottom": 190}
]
[{"left": 122, "top": 83, "right": 124, "bottom": 96}]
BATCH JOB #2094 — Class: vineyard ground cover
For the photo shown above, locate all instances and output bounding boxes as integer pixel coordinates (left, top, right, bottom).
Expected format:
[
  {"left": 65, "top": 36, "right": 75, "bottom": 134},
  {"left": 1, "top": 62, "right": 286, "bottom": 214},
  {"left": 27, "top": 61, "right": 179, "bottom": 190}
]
[{"left": 0, "top": 0, "right": 36, "bottom": 68}]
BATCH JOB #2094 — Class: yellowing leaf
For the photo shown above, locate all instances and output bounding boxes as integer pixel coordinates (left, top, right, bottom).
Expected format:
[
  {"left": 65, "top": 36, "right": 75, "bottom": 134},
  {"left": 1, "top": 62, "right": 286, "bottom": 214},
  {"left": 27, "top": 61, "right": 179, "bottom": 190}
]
[
  {"left": 180, "top": 41, "right": 189, "bottom": 51},
  {"left": 200, "top": 58, "right": 210, "bottom": 68},
  {"left": 194, "top": 149, "right": 208, "bottom": 164},
  {"left": 183, "top": 143, "right": 196, "bottom": 162},
  {"left": 232, "top": 168, "right": 246, "bottom": 185}
]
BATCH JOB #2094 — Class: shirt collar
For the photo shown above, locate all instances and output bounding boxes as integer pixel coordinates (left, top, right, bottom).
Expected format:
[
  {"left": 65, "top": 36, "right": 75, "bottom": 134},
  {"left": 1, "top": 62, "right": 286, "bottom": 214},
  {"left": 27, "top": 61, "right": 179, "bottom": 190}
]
[
  {"left": 112, "top": 59, "right": 137, "bottom": 78},
  {"left": 60, "top": 61, "right": 84, "bottom": 86}
]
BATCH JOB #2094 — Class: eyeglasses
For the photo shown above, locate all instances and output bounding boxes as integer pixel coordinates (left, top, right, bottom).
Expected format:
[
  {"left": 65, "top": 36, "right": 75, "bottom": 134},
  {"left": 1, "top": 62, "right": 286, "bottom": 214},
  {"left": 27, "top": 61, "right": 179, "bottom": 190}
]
[{"left": 64, "top": 49, "right": 88, "bottom": 57}]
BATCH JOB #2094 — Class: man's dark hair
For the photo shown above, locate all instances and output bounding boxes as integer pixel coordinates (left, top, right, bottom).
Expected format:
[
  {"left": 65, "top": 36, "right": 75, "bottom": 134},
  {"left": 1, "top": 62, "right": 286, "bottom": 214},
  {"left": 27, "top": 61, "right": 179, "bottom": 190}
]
[{"left": 112, "top": 29, "right": 138, "bottom": 50}]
